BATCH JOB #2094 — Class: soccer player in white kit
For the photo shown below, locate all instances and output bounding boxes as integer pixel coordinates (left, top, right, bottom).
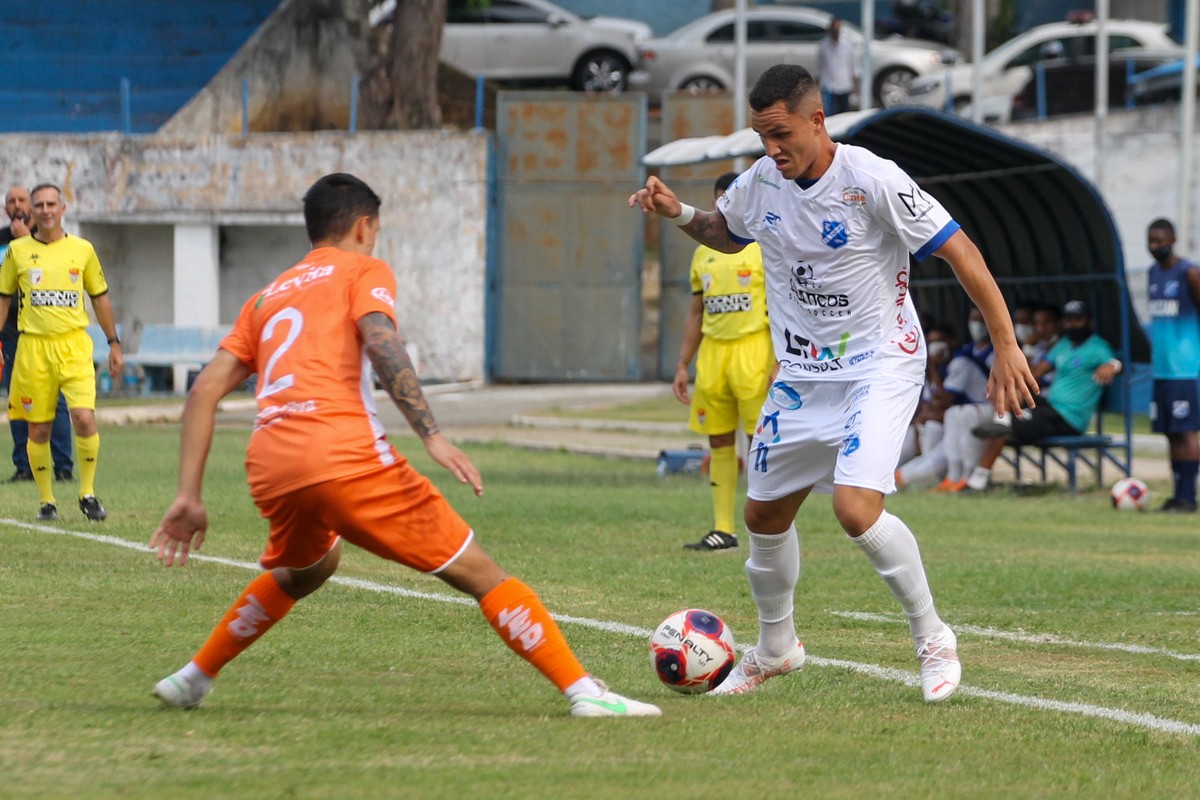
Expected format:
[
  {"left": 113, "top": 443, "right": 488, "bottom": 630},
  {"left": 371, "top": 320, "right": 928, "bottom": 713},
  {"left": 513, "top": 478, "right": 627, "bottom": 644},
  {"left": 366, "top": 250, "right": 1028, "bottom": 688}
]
[{"left": 630, "top": 64, "right": 1037, "bottom": 703}]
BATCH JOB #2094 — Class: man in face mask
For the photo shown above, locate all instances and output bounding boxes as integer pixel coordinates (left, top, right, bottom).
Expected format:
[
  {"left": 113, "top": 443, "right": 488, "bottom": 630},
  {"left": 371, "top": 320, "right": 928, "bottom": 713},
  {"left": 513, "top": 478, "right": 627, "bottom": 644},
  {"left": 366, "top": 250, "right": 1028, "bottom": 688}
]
[
  {"left": 1146, "top": 218, "right": 1200, "bottom": 512},
  {"left": 966, "top": 300, "right": 1121, "bottom": 491}
]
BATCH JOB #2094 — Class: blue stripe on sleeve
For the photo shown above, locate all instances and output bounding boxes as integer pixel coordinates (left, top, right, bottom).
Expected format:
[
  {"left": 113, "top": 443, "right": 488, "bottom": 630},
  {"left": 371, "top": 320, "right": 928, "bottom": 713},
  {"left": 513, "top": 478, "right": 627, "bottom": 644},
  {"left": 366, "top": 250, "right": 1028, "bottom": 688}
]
[
  {"left": 914, "top": 220, "right": 961, "bottom": 261},
  {"left": 729, "top": 231, "right": 755, "bottom": 246}
]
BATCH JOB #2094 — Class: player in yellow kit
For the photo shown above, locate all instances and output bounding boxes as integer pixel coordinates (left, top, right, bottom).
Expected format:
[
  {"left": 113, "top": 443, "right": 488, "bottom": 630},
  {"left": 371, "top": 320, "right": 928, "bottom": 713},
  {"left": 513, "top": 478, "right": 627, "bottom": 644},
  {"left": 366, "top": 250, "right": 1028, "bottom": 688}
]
[
  {"left": 674, "top": 172, "right": 773, "bottom": 551},
  {"left": 0, "top": 184, "right": 123, "bottom": 521}
]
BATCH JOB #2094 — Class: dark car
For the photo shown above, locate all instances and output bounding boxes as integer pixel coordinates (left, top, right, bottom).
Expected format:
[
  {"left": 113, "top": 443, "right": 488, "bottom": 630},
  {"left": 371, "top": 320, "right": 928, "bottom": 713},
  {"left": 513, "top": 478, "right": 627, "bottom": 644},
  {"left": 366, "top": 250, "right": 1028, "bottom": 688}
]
[{"left": 1010, "top": 50, "right": 1184, "bottom": 119}]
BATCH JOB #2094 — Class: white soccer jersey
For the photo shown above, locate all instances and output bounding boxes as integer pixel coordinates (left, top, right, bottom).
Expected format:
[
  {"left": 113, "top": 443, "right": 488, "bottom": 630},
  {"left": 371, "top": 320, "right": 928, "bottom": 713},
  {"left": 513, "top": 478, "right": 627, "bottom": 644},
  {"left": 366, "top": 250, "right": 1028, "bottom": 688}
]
[{"left": 717, "top": 143, "right": 959, "bottom": 383}]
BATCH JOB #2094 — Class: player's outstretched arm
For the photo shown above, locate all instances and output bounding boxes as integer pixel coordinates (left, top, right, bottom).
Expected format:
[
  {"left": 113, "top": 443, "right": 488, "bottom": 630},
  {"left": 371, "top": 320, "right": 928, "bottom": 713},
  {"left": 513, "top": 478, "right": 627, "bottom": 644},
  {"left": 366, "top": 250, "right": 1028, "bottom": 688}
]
[
  {"left": 629, "top": 175, "right": 743, "bottom": 254},
  {"left": 359, "top": 311, "right": 483, "bottom": 496},
  {"left": 150, "top": 350, "right": 252, "bottom": 566},
  {"left": 934, "top": 230, "right": 1039, "bottom": 418}
]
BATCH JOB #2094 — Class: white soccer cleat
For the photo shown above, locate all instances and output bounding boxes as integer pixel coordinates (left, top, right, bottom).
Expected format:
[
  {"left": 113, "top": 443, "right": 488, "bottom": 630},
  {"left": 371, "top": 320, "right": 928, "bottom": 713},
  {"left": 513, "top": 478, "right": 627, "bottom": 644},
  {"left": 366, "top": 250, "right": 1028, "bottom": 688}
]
[
  {"left": 153, "top": 671, "right": 210, "bottom": 709},
  {"left": 570, "top": 681, "right": 662, "bottom": 717},
  {"left": 708, "top": 641, "right": 806, "bottom": 696},
  {"left": 917, "top": 625, "right": 961, "bottom": 703}
]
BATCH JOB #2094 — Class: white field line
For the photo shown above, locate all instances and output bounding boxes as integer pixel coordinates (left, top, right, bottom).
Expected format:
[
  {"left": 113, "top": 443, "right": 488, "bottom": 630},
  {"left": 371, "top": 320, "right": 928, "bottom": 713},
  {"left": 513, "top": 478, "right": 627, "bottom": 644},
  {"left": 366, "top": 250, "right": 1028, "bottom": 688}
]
[
  {"left": 831, "top": 610, "right": 1200, "bottom": 662},
  {"left": 7, "top": 519, "right": 1200, "bottom": 738}
]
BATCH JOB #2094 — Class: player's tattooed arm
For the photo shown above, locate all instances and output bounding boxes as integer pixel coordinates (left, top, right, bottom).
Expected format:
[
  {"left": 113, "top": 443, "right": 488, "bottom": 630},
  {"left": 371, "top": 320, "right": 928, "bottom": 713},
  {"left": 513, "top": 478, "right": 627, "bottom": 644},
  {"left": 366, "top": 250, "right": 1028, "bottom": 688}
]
[
  {"left": 359, "top": 311, "right": 440, "bottom": 438},
  {"left": 684, "top": 209, "right": 743, "bottom": 254}
]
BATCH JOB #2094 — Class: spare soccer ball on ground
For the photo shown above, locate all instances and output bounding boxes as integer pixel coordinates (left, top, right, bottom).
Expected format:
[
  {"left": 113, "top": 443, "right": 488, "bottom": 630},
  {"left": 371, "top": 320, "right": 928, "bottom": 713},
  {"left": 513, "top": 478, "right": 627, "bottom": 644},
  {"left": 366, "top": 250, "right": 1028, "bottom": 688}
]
[
  {"left": 649, "top": 608, "right": 736, "bottom": 694},
  {"left": 1111, "top": 477, "right": 1149, "bottom": 511}
]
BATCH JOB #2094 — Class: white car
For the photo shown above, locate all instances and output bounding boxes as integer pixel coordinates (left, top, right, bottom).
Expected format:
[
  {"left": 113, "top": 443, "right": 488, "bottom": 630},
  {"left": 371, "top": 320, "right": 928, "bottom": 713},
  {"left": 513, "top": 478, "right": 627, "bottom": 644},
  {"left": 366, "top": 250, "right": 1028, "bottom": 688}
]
[
  {"left": 439, "top": 0, "right": 652, "bottom": 93},
  {"left": 627, "top": 6, "right": 962, "bottom": 108},
  {"left": 906, "top": 18, "right": 1181, "bottom": 115}
]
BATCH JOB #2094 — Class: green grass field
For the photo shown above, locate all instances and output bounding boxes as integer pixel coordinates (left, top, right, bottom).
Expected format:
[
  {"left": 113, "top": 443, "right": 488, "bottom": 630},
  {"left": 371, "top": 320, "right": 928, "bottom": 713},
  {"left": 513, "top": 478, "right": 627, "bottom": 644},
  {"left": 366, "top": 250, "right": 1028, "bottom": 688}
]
[{"left": 2, "top": 421, "right": 1198, "bottom": 799}]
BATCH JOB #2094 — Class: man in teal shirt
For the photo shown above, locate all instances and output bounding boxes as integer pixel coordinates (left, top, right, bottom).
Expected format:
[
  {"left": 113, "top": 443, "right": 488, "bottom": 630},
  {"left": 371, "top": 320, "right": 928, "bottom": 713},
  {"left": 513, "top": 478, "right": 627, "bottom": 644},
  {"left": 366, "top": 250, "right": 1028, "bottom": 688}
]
[{"left": 966, "top": 300, "right": 1121, "bottom": 491}]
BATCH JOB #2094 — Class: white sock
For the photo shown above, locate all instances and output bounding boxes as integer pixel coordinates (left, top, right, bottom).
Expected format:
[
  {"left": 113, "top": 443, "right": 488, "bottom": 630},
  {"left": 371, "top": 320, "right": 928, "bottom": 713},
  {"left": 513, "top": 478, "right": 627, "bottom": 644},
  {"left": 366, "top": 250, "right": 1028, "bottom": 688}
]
[
  {"left": 563, "top": 675, "right": 604, "bottom": 699},
  {"left": 180, "top": 661, "right": 213, "bottom": 689},
  {"left": 851, "top": 512, "right": 944, "bottom": 641},
  {"left": 967, "top": 466, "right": 991, "bottom": 491},
  {"left": 745, "top": 526, "right": 801, "bottom": 658}
]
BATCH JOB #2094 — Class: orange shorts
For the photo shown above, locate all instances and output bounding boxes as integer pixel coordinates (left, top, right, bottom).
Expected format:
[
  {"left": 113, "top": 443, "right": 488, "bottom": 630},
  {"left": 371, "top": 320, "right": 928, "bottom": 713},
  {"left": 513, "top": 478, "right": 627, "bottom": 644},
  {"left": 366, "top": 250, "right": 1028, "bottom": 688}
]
[{"left": 255, "top": 460, "right": 473, "bottom": 574}]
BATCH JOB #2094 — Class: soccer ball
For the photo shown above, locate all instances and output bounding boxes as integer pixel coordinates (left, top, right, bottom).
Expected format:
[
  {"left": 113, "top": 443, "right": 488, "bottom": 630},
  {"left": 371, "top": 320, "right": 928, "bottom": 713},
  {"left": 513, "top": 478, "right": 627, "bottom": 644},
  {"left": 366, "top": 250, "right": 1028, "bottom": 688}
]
[
  {"left": 649, "top": 609, "right": 736, "bottom": 694},
  {"left": 1111, "top": 477, "right": 1150, "bottom": 511}
]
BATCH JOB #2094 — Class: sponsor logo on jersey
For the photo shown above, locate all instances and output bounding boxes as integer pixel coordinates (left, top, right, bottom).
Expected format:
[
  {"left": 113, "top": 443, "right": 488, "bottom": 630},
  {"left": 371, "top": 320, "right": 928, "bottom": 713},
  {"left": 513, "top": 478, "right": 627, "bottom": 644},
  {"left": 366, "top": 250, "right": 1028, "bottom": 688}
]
[
  {"left": 841, "top": 186, "right": 867, "bottom": 206},
  {"left": 894, "top": 267, "right": 909, "bottom": 322},
  {"left": 764, "top": 212, "right": 782, "bottom": 227},
  {"left": 848, "top": 350, "right": 875, "bottom": 365},
  {"left": 260, "top": 263, "right": 336, "bottom": 299},
  {"left": 1149, "top": 298, "right": 1181, "bottom": 317},
  {"left": 737, "top": 269, "right": 752, "bottom": 288},
  {"left": 791, "top": 287, "right": 851, "bottom": 317},
  {"left": 370, "top": 287, "right": 394, "bottom": 306},
  {"left": 704, "top": 292, "right": 753, "bottom": 314},
  {"left": 894, "top": 326, "right": 921, "bottom": 354},
  {"left": 757, "top": 175, "right": 780, "bottom": 189},
  {"left": 821, "top": 220, "right": 848, "bottom": 249},
  {"left": 784, "top": 328, "right": 850, "bottom": 361},
  {"left": 69, "top": 269, "right": 80, "bottom": 283},
  {"left": 897, "top": 184, "right": 933, "bottom": 219},
  {"left": 790, "top": 261, "right": 820, "bottom": 289},
  {"left": 29, "top": 289, "right": 79, "bottom": 307}
]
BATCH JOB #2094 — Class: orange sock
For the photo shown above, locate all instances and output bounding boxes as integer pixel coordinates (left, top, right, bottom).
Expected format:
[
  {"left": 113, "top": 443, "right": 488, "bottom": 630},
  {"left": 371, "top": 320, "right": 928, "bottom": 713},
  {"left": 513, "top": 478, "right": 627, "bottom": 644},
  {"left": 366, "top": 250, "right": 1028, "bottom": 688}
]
[
  {"left": 193, "top": 572, "right": 296, "bottom": 678},
  {"left": 479, "top": 577, "right": 587, "bottom": 691}
]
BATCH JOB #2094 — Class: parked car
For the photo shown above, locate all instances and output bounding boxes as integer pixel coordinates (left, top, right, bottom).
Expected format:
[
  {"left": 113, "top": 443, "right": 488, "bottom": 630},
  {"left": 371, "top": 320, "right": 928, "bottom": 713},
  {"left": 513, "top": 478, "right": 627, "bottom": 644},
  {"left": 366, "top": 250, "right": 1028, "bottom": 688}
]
[
  {"left": 1007, "top": 50, "right": 1184, "bottom": 119},
  {"left": 439, "top": 0, "right": 652, "bottom": 93},
  {"left": 906, "top": 18, "right": 1181, "bottom": 116},
  {"left": 627, "top": 5, "right": 962, "bottom": 108},
  {"left": 1129, "top": 54, "right": 1200, "bottom": 104}
]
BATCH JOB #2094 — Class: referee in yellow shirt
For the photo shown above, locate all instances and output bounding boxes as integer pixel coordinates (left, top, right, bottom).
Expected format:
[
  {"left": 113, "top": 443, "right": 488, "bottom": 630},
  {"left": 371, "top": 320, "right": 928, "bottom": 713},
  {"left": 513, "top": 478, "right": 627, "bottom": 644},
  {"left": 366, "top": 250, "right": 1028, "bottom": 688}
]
[
  {"left": 0, "top": 183, "right": 123, "bottom": 521},
  {"left": 674, "top": 172, "right": 773, "bottom": 551}
]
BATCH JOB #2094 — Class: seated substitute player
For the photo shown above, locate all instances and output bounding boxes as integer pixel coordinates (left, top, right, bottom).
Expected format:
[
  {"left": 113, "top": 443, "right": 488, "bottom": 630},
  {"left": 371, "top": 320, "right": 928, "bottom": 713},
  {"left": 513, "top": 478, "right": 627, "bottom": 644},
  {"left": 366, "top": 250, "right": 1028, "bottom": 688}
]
[
  {"left": 150, "top": 173, "right": 660, "bottom": 719},
  {"left": 966, "top": 300, "right": 1121, "bottom": 491},
  {"left": 0, "top": 183, "right": 123, "bottom": 521},
  {"left": 675, "top": 171, "right": 773, "bottom": 551},
  {"left": 630, "top": 64, "right": 1036, "bottom": 703}
]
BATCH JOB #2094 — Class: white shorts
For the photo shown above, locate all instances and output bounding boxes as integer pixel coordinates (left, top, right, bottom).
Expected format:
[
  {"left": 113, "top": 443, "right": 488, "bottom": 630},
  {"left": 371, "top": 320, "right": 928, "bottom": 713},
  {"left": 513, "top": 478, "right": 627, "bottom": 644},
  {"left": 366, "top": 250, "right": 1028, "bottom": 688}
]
[{"left": 747, "top": 376, "right": 922, "bottom": 500}]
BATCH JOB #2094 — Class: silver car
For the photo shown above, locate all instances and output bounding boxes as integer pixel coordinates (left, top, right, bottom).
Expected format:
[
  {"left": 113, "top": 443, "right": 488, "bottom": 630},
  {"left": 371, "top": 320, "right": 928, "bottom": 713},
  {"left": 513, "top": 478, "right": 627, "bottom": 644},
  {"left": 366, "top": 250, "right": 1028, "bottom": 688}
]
[
  {"left": 440, "top": 0, "right": 652, "bottom": 93},
  {"left": 627, "top": 5, "right": 962, "bottom": 108},
  {"left": 906, "top": 18, "right": 1181, "bottom": 115}
]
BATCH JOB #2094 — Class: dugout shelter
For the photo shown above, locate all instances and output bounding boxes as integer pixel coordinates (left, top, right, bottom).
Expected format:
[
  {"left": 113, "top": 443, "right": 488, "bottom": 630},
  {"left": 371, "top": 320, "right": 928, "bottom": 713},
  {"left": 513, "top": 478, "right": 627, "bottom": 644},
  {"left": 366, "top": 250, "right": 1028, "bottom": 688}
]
[{"left": 645, "top": 106, "right": 1145, "bottom": 487}]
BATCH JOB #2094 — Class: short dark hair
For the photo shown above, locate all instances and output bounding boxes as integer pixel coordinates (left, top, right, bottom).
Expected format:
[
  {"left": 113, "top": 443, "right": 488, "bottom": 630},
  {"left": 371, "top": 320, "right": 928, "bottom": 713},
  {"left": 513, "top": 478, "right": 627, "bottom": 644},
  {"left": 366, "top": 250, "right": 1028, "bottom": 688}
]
[
  {"left": 749, "top": 64, "right": 818, "bottom": 114},
  {"left": 714, "top": 171, "right": 739, "bottom": 194},
  {"left": 30, "top": 183, "right": 61, "bottom": 202},
  {"left": 302, "top": 173, "right": 381, "bottom": 243},
  {"left": 1149, "top": 217, "right": 1175, "bottom": 237},
  {"left": 1035, "top": 303, "right": 1061, "bottom": 322}
]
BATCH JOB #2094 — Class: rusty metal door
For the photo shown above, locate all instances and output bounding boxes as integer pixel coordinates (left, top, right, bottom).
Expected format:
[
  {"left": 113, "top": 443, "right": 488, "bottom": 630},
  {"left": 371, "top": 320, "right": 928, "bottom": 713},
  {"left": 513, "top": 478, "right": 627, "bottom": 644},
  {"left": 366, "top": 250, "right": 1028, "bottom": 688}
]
[
  {"left": 655, "top": 93, "right": 741, "bottom": 382},
  {"left": 490, "top": 92, "right": 647, "bottom": 381}
]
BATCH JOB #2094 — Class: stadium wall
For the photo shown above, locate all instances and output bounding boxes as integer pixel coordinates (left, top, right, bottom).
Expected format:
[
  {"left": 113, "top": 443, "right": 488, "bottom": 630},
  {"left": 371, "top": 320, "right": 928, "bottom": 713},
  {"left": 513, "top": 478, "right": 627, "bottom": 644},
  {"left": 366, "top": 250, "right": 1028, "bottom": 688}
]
[{"left": 0, "top": 129, "right": 489, "bottom": 383}]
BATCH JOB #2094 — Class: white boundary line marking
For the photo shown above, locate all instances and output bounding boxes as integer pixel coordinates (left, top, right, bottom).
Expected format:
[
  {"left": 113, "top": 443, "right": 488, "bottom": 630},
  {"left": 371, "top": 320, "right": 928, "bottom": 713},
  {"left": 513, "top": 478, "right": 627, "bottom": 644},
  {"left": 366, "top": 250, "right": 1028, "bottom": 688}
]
[
  {"left": 7, "top": 519, "right": 1200, "bottom": 738},
  {"left": 831, "top": 610, "right": 1200, "bottom": 662}
]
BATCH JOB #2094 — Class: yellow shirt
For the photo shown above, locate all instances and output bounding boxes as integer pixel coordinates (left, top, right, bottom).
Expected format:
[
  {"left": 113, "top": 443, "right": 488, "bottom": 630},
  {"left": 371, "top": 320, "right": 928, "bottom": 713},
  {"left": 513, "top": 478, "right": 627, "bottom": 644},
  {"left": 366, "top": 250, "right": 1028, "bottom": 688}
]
[
  {"left": 0, "top": 234, "right": 109, "bottom": 335},
  {"left": 688, "top": 241, "right": 768, "bottom": 341}
]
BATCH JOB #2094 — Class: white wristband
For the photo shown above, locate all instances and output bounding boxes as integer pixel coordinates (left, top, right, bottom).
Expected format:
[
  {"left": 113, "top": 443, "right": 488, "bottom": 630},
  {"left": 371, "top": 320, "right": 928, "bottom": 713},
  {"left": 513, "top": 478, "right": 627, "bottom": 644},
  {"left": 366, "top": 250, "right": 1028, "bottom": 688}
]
[
  {"left": 670, "top": 203, "right": 696, "bottom": 227},
  {"left": 1107, "top": 358, "right": 1122, "bottom": 373}
]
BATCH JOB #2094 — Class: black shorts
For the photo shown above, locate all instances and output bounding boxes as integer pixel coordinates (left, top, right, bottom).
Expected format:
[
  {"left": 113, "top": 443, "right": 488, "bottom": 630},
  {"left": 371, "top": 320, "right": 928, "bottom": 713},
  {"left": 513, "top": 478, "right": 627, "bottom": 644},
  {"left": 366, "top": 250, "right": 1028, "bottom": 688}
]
[
  {"left": 1008, "top": 403, "right": 1079, "bottom": 444},
  {"left": 1150, "top": 379, "right": 1200, "bottom": 434}
]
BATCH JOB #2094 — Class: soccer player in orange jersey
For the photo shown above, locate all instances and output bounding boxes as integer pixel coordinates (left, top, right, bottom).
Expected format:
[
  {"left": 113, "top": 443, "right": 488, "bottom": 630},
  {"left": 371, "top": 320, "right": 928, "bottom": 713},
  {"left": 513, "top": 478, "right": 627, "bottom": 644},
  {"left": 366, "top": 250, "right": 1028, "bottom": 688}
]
[{"left": 149, "top": 173, "right": 660, "bottom": 718}]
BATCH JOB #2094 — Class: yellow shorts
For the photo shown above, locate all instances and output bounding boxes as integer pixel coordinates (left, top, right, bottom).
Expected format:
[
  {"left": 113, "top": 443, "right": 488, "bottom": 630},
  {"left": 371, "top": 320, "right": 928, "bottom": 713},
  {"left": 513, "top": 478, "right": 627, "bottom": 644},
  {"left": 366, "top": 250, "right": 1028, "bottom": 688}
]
[
  {"left": 689, "top": 328, "right": 772, "bottom": 436},
  {"left": 8, "top": 329, "right": 95, "bottom": 422}
]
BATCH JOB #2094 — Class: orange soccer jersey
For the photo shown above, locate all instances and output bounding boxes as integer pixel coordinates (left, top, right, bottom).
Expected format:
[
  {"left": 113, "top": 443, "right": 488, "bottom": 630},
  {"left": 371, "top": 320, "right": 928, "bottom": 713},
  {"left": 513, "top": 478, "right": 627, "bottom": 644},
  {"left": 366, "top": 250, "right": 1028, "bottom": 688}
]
[{"left": 221, "top": 247, "right": 404, "bottom": 500}]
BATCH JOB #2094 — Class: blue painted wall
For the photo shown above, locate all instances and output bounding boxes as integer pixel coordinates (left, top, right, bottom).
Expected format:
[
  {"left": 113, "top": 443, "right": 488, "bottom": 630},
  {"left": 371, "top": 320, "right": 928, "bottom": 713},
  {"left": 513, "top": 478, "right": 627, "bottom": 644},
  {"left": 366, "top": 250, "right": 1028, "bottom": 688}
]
[{"left": 0, "top": 0, "right": 279, "bottom": 133}]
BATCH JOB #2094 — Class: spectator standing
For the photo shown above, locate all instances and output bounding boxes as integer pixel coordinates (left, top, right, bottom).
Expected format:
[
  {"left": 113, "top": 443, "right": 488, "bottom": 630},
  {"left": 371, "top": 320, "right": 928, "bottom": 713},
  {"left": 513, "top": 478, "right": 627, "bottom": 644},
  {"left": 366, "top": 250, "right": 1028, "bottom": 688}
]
[
  {"left": 150, "top": 173, "right": 660, "bottom": 718},
  {"left": 0, "top": 184, "right": 122, "bottom": 521},
  {"left": 1146, "top": 218, "right": 1200, "bottom": 512},
  {"left": 675, "top": 172, "right": 772, "bottom": 551},
  {"left": 966, "top": 300, "right": 1120, "bottom": 491},
  {"left": 629, "top": 64, "right": 1036, "bottom": 703},
  {"left": 0, "top": 185, "right": 73, "bottom": 483},
  {"left": 816, "top": 18, "right": 859, "bottom": 115}
]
